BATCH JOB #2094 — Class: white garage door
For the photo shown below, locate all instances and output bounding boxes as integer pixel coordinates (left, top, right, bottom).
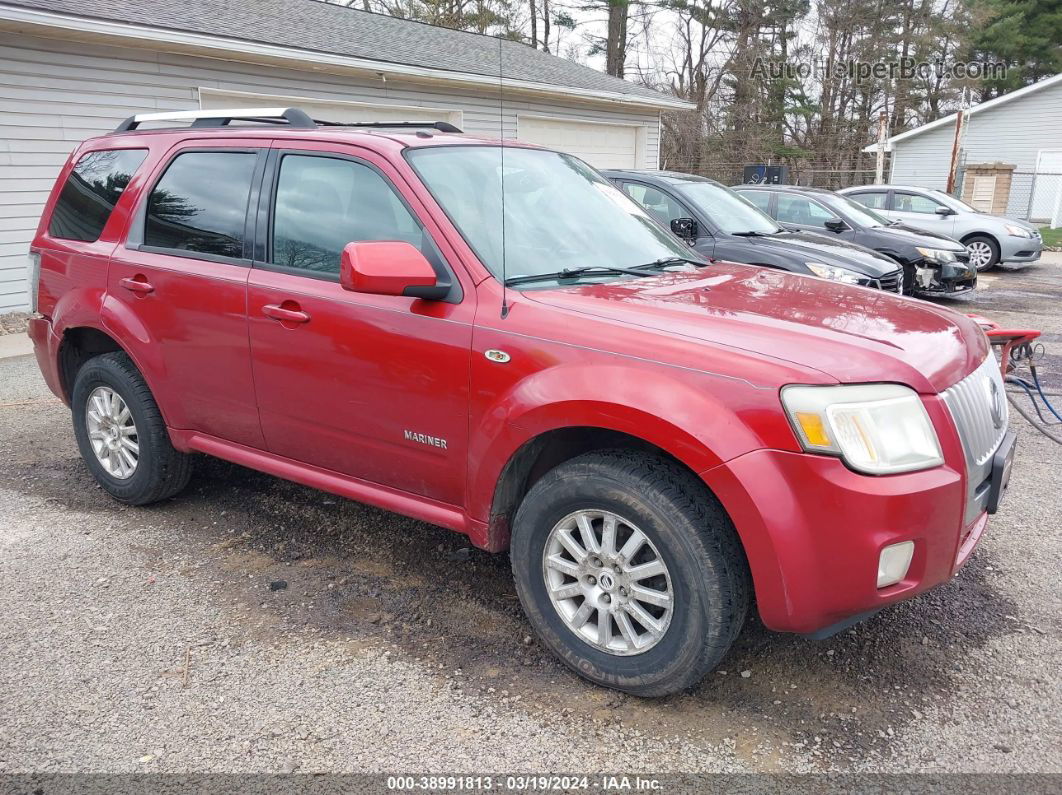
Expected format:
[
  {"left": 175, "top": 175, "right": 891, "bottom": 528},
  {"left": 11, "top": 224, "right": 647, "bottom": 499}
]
[
  {"left": 517, "top": 116, "right": 641, "bottom": 169},
  {"left": 199, "top": 88, "right": 462, "bottom": 128}
]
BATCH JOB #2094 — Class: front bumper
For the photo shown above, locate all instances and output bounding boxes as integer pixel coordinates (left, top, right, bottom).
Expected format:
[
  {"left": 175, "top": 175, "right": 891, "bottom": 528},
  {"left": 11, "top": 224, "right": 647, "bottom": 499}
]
[
  {"left": 702, "top": 440, "right": 985, "bottom": 634},
  {"left": 999, "top": 235, "right": 1043, "bottom": 264},
  {"left": 906, "top": 258, "right": 977, "bottom": 295}
]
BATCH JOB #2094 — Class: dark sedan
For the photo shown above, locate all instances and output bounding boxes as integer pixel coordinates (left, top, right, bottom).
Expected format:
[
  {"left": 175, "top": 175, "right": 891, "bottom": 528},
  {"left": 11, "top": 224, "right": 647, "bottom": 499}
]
[
  {"left": 603, "top": 170, "right": 905, "bottom": 292},
  {"left": 731, "top": 184, "right": 977, "bottom": 296}
]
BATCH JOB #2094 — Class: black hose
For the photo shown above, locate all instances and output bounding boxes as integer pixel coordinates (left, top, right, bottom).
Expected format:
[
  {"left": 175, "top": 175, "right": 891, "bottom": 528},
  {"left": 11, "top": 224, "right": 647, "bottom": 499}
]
[{"left": 1007, "top": 393, "right": 1062, "bottom": 445}]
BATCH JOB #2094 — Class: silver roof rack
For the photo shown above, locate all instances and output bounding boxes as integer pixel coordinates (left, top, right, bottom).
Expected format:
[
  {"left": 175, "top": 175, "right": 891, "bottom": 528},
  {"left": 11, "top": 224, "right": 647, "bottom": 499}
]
[
  {"left": 114, "top": 107, "right": 463, "bottom": 134},
  {"left": 115, "top": 107, "right": 316, "bottom": 132}
]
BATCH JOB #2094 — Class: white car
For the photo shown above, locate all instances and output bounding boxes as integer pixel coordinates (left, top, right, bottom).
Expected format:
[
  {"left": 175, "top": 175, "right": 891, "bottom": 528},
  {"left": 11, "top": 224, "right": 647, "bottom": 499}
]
[{"left": 840, "top": 185, "right": 1042, "bottom": 271}]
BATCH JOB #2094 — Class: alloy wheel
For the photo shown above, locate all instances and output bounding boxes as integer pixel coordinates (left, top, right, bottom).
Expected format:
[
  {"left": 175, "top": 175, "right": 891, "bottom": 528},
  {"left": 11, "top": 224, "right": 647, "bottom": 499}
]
[
  {"left": 542, "top": 509, "right": 674, "bottom": 656},
  {"left": 85, "top": 386, "right": 139, "bottom": 479},
  {"left": 966, "top": 241, "right": 993, "bottom": 270}
]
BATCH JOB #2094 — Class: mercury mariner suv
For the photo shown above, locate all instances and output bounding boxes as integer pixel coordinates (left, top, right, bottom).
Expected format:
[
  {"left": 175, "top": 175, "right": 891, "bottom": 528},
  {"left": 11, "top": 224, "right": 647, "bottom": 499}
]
[{"left": 28, "top": 108, "right": 1015, "bottom": 696}]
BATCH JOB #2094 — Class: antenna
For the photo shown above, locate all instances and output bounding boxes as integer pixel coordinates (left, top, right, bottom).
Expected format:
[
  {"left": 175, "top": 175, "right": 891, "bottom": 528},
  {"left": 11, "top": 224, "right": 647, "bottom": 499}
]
[{"left": 499, "top": 35, "right": 509, "bottom": 319}]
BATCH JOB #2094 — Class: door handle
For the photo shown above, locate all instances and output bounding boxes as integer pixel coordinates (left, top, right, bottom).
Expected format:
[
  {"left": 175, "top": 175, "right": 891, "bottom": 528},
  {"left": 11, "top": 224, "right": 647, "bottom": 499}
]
[
  {"left": 262, "top": 303, "right": 311, "bottom": 324},
  {"left": 119, "top": 275, "right": 154, "bottom": 295}
]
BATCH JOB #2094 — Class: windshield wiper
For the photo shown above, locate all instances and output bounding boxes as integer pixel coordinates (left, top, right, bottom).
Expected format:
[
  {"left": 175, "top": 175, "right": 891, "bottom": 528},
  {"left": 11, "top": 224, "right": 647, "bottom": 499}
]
[
  {"left": 631, "top": 256, "right": 707, "bottom": 270},
  {"left": 504, "top": 266, "right": 656, "bottom": 286},
  {"left": 732, "top": 230, "right": 777, "bottom": 237}
]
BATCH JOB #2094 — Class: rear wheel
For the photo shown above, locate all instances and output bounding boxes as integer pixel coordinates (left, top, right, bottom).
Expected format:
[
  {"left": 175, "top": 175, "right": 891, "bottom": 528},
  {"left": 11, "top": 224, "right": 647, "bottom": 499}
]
[
  {"left": 510, "top": 450, "right": 750, "bottom": 696},
  {"left": 965, "top": 235, "right": 1000, "bottom": 271},
  {"left": 72, "top": 352, "right": 192, "bottom": 505}
]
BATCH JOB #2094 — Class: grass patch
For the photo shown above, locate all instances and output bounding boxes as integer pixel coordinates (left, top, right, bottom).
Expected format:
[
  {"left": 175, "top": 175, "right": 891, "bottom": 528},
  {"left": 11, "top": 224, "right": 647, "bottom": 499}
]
[{"left": 1040, "top": 226, "right": 1062, "bottom": 248}]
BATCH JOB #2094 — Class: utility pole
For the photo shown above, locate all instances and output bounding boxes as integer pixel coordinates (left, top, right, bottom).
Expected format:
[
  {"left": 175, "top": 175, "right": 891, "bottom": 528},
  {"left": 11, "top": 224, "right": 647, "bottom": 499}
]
[
  {"left": 945, "top": 109, "right": 966, "bottom": 195},
  {"left": 875, "top": 111, "right": 888, "bottom": 184}
]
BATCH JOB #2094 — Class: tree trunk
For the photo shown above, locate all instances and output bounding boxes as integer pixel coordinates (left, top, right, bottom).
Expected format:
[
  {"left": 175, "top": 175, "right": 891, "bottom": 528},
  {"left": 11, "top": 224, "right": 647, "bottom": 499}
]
[
  {"left": 529, "top": 0, "right": 538, "bottom": 48},
  {"left": 605, "top": 0, "right": 628, "bottom": 78},
  {"left": 542, "top": 0, "right": 550, "bottom": 52}
]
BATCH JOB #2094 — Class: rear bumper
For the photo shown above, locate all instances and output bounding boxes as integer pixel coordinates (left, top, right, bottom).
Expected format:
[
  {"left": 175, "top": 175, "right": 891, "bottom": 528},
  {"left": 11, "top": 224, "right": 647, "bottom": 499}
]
[
  {"left": 702, "top": 448, "right": 984, "bottom": 634},
  {"left": 27, "top": 315, "right": 65, "bottom": 403}
]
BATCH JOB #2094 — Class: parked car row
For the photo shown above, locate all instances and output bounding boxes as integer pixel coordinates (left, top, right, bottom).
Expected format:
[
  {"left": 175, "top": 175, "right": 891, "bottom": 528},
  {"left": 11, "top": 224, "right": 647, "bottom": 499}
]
[{"left": 604, "top": 169, "right": 1043, "bottom": 299}]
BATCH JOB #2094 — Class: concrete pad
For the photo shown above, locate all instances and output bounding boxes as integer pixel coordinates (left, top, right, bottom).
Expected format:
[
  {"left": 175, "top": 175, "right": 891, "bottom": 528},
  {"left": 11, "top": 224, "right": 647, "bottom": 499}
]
[{"left": 0, "top": 333, "right": 33, "bottom": 360}]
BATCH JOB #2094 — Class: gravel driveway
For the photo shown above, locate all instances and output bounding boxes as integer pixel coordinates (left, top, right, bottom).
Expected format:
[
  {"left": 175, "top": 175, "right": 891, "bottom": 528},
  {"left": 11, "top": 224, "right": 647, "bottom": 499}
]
[{"left": 1, "top": 258, "right": 1060, "bottom": 776}]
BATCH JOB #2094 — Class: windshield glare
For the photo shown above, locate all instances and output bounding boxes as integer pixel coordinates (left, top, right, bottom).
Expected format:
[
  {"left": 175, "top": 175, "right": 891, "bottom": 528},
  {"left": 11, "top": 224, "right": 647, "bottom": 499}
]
[
  {"left": 676, "top": 182, "right": 781, "bottom": 235},
  {"left": 406, "top": 146, "right": 695, "bottom": 286}
]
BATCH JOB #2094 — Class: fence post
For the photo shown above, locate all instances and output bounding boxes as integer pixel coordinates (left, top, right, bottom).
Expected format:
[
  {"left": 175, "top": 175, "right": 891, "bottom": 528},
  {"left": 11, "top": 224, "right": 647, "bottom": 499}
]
[{"left": 1026, "top": 174, "right": 1038, "bottom": 221}]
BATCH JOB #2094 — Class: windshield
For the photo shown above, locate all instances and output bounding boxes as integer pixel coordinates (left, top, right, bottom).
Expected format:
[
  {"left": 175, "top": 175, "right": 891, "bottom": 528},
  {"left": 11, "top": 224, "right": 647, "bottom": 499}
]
[
  {"left": 406, "top": 146, "right": 695, "bottom": 286},
  {"left": 823, "top": 193, "right": 889, "bottom": 227},
  {"left": 930, "top": 189, "right": 978, "bottom": 213},
  {"left": 676, "top": 182, "right": 782, "bottom": 235}
]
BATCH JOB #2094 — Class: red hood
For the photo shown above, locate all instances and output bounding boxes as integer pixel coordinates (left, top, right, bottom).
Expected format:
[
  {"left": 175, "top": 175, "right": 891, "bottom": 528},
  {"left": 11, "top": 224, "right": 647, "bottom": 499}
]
[{"left": 527, "top": 264, "right": 988, "bottom": 393}]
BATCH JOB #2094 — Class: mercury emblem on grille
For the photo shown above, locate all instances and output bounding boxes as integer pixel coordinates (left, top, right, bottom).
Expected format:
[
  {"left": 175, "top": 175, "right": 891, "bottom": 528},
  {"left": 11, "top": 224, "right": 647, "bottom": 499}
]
[{"left": 988, "top": 379, "right": 1005, "bottom": 430}]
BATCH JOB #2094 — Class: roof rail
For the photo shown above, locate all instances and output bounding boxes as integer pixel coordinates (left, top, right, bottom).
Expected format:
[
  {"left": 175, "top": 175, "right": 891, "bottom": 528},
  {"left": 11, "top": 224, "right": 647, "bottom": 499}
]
[
  {"left": 315, "top": 120, "right": 463, "bottom": 133},
  {"left": 114, "top": 108, "right": 465, "bottom": 134},
  {"left": 114, "top": 107, "right": 316, "bottom": 132}
]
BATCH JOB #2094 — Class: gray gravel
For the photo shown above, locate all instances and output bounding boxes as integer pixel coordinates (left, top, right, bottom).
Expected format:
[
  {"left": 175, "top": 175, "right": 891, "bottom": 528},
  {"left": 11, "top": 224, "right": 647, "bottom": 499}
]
[{"left": 1, "top": 257, "right": 1060, "bottom": 775}]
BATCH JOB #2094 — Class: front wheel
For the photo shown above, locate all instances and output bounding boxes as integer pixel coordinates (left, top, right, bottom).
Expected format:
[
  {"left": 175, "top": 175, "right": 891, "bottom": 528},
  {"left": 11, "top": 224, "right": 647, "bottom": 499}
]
[
  {"left": 510, "top": 451, "right": 750, "bottom": 696},
  {"left": 965, "top": 235, "right": 1000, "bottom": 271}
]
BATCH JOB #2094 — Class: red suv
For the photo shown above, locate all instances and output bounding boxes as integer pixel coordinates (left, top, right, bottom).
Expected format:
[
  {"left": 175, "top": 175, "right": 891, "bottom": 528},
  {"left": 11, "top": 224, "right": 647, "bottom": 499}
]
[{"left": 28, "top": 108, "right": 1015, "bottom": 696}]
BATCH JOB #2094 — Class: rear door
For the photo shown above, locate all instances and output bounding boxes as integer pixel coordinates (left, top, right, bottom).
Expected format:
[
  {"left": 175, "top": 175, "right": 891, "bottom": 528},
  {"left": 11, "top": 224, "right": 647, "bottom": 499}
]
[
  {"left": 245, "top": 141, "right": 474, "bottom": 506},
  {"left": 107, "top": 142, "right": 265, "bottom": 447}
]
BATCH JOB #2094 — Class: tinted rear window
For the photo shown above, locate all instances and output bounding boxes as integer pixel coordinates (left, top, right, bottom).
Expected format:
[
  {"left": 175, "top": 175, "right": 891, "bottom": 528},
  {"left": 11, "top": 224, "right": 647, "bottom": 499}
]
[
  {"left": 144, "top": 151, "right": 257, "bottom": 259},
  {"left": 48, "top": 149, "right": 148, "bottom": 242}
]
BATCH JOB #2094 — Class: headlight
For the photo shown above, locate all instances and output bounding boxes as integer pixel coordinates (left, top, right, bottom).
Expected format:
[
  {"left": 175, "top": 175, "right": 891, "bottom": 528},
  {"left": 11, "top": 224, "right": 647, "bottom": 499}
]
[
  {"left": 915, "top": 247, "right": 958, "bottom": 263},
  {"left": 1004, "top": 224, "right": 1033, "bottom": 238},
  {"left": 805, "top": 262, "right": 863, "bottom": 284},
  {"left": 781, "top": 383, "right": 943, "bottom": 474}
]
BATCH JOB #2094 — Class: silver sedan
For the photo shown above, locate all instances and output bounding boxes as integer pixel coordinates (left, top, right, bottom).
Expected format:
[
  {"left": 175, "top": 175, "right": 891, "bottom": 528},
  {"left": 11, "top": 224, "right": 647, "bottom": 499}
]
[{"left": 840, "top": 185, "right": 1043, "bottom": 271}]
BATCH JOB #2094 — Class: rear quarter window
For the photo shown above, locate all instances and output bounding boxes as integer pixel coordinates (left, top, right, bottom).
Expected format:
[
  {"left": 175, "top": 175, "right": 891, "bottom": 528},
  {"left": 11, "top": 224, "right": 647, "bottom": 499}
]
[{"left": 48, "top": 149, "right": 148, "bottom": 242}]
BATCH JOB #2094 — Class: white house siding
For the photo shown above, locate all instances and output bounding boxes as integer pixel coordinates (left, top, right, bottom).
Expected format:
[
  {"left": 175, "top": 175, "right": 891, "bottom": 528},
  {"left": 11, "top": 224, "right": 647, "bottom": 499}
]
[
  {"left": 889, "top": 78, "right": 1062, "bottom": 218},
  {"left": 0, "top": 31, "right": 662, "bottom": 312}
]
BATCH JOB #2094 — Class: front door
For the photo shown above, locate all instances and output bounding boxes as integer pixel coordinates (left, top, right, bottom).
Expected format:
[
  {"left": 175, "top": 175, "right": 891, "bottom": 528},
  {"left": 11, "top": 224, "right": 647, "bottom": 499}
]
[
  {"left": 246, "top": 145, "right": 474, "bottom": 506},
  {"left": 890, "top": 191, "right": 956, "bottom": 236},
  {"left": 774, "top": 193, "right": 857, "bottom": 244},
  {"left": 108, "top": 143, "right": 265, "bottom": 448}
]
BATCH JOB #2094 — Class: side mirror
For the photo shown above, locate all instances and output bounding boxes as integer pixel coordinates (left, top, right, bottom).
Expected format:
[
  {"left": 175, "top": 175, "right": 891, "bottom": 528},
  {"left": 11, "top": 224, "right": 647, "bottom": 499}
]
[
  {"left": 935, "top": 205, "right": 955, "bottom": 216},
  {"left": 824, "top": 218, "right": 848, "bottom": 232},
  {"left": 340, "top": 241, "right": 444, "bottom": 300},
  {"left": 670, "top": 217, "right": 699, "bottom": 240}
]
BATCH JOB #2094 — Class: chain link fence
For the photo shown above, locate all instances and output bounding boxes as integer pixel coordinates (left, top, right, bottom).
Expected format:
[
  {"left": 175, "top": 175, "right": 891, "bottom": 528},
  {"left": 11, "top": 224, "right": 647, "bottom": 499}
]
[
  {"left": 658, "top": 157, "right": 886, "bottom": 190},
  {"left": 1008, "top": 172, "right": 1062, "bottom": 225}
]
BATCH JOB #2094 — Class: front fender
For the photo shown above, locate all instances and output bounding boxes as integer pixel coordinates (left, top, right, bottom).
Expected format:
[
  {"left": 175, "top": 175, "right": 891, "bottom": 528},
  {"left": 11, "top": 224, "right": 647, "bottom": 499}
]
[{"left": 466, "top": 362, "right": 799, "bottom": 523}]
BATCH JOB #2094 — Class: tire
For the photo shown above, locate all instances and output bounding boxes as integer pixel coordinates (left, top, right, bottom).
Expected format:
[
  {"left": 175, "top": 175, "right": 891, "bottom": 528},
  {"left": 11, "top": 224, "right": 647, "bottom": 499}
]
[
  {"left": 964, "top": 235, "right": 1000, "bottom": 272},
  {"left": 71, "top": 351, "right": 192, "bottom": 505},
  {"left": 510, "top": 450, "right": 750, "bottom": 697}
]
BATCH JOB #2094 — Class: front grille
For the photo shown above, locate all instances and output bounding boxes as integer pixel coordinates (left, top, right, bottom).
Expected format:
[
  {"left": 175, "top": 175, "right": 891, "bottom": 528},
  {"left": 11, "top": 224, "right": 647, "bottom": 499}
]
[
  {"left": 941, "top": 354, "right": 1009, "bottom": 520},
  {"left": 877, "top": 270, "right": 903, "bottom": 293}
]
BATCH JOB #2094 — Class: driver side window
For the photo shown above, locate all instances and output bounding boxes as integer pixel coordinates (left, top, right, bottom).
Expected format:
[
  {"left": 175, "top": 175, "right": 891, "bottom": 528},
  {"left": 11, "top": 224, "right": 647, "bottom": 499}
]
[
  {"left": 270, "top": 154, "right": 431, "bottom": 276},
  {"left": 776, "top": 195, "right": 837, "bottom": 227},
  {"left": 894, "top": 192, "right": 942, "bottom": 214},
  {"left": 622, "top": 183, "right": 690, "bottom": 225}
]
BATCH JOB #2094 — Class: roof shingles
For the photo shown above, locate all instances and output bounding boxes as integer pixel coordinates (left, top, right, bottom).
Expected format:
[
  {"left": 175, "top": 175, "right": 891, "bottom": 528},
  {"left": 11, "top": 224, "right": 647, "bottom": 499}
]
[{"left": 6, "top": 0, "right": 682, "bottom": 105}]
